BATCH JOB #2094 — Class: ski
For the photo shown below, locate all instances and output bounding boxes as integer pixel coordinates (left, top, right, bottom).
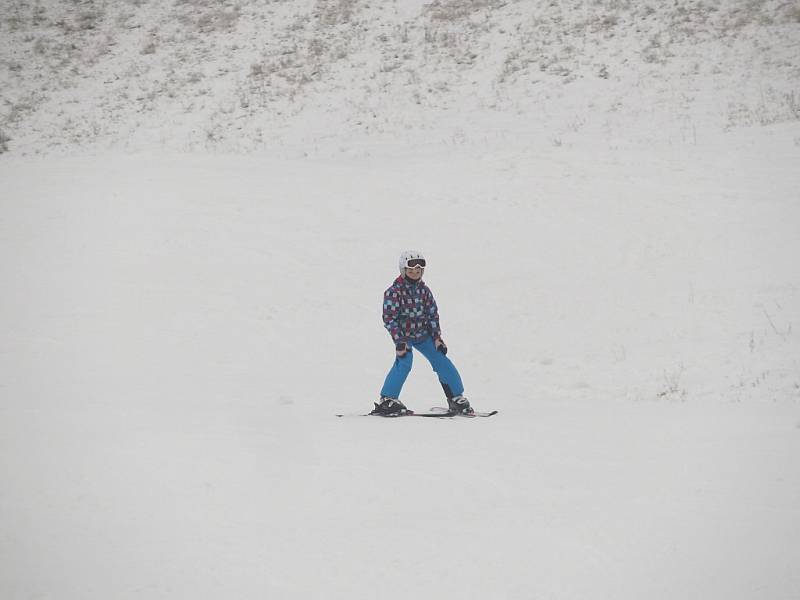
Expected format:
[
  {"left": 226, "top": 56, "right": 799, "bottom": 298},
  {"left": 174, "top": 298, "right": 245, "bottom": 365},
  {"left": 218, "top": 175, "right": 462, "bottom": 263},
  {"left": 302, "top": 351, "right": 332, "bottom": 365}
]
[
  {"left": 336, "top": 411, "right": 457, "bottom": 418},
  {"left": 336, "top": 408, "right": 498, "bottom": 418},
  {"left": 428, "top": 407, "right": 499, "bottom": 418}
]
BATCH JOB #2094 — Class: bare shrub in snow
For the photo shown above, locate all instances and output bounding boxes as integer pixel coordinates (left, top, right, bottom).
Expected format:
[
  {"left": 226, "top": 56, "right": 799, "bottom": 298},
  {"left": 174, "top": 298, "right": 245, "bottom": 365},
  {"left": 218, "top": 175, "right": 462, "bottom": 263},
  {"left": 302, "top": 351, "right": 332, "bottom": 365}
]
[
  {"left": 316, "top": 0, "right": 359, "bottom": 26},
  {"left": 5, "top": 96, "right": 39, "bottom": 125},
  {"left": 77, "top": 10, "right": 104, "bottom": 31},
  {"left": 54, "top": 7, "right": 105, "bottom": 34},
  {"left": 786, "top": 91, "right": 800, "bottom": 119},
  {"left": 726, "top": 88, "right": 800, "bottom": 129},
  {"left": 32, "top": 37, "right": 48, "bottom": 55},
  {"left": 499, "top": 49, "right": 536, "bottom": 82},
  {"left": 428, "top": 0, "right": 507, "bottom": 22},
  {"left": 0, "top": 128, "right": 10, "bottom": 153},
  {"left": 4, "top": 12, "right": 24, "bottom": 32},
  {"left": 658, "top": 364, "right": 687, "bottom": 401},
  {"left": 722, "top": 0, "right": 771, "bottom": 31},
  {"left": 249, "top": 62, "right": 265, "bottom": 78},
  {"left": 175, "top": 0, "right": 241, "bottom": 33},
  {"left": 641, "top": 34, "right": 669, "bottom": 64}
]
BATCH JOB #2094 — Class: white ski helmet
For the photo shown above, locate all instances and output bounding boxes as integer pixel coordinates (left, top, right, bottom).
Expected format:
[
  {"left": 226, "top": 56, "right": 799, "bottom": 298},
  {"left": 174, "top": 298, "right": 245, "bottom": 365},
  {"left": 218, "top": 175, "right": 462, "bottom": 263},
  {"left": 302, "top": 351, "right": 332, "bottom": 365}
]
[{"left": 399, "top": 250, "right": 426, "bottom": 274}]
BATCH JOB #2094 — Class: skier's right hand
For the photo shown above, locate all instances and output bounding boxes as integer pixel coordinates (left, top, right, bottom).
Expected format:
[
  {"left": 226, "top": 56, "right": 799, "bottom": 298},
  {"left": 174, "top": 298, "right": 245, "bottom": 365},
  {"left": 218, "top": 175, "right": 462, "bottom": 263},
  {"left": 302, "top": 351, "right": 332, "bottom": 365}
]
[{"left": 395, "top": 342, "right": 410, "bottom": 357}]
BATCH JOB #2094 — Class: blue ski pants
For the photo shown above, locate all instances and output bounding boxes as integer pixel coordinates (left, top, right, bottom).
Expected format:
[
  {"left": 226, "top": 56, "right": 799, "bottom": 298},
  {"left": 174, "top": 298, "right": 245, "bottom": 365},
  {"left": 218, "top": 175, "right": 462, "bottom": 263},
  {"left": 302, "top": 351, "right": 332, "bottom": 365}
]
[{"left": 380, "top": 336, "right": 464, "bottom": 400}]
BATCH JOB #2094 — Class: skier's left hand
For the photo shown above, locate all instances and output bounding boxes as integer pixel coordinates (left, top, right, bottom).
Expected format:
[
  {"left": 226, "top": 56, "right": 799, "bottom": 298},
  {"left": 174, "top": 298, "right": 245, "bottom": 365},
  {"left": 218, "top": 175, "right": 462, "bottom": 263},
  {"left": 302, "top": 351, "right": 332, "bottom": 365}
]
[{"left": 435, "top": 339, "right": 447, "bottom": 355}]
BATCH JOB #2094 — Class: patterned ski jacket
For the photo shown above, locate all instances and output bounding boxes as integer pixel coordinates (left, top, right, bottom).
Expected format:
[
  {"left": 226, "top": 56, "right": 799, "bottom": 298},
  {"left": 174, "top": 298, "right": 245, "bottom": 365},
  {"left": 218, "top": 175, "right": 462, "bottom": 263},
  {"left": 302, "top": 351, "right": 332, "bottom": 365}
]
[{"left": 382, "top": 276, "right": 442, "bottom": 345}]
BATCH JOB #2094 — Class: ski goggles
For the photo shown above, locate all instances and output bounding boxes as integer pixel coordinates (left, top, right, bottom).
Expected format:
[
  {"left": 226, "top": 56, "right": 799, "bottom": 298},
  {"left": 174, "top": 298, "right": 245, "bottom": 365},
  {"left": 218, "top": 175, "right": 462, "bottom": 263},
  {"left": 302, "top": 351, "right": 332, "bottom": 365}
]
[{"left": 405, "top": 258, "right": 426, "bottom": 268}]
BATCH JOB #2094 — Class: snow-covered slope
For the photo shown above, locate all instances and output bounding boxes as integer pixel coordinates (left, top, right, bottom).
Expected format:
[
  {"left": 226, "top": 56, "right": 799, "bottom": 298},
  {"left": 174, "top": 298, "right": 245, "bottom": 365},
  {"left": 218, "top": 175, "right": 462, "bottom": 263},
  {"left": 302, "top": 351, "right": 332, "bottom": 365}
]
[
  {"left": 2, "top": 137, "right": 799, "bottom": 598},
  {"left": 1, "top": 2, "right": 800, "bottom": 599}
]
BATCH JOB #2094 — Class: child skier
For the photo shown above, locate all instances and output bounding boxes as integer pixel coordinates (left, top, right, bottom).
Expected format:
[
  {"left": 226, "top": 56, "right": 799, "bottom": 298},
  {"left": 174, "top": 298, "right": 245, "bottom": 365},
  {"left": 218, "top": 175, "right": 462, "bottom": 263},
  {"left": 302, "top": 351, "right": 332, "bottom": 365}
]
[{"left": 373, "top": 250, "right": 473, "bottom": 416}]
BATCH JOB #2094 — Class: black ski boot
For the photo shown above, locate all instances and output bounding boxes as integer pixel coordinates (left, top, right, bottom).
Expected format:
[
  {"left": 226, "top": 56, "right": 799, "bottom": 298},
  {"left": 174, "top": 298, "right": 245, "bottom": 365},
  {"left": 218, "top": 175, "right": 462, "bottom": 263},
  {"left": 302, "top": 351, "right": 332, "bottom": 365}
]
[
  {"left": 371, "top": 396, "right": 411, "bottom": 417},
  {"left": 447, "top": 395, "right": 474, "bottom": 415}
]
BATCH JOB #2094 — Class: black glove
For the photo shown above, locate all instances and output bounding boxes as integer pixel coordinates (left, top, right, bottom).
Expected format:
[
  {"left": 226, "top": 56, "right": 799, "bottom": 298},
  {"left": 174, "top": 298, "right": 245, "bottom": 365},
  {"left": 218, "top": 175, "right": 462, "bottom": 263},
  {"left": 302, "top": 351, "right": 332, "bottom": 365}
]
[
  {"left": 436, "top": 340, "right": 448, "bottom": 355},
  {"left": 395, "top": 342, "right": 409, "bottom": 356}
]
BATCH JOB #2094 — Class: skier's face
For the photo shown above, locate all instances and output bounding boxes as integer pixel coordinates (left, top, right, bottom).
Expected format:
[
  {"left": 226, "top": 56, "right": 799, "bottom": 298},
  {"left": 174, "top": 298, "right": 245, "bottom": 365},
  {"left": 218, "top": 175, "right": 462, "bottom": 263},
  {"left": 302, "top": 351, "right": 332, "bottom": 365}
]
[{"left": 405, "top": 266, "right": 424, "bottom": 280}]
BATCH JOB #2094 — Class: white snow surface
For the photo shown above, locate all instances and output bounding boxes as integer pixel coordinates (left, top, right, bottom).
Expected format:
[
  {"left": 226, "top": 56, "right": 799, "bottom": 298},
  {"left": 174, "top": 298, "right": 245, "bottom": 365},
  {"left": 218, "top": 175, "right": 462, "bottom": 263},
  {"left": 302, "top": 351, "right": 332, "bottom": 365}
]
[{"left": 2, "top": 1, "right": 800, "bottom": 599}]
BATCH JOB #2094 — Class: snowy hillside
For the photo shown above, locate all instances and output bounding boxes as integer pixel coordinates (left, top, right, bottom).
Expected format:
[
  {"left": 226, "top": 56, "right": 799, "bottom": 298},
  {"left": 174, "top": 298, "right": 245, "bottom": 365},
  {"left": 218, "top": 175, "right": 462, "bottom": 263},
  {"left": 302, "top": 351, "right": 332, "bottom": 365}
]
[
  {"left": 1, "top": 0, "right": 799, "bottom": 154},
  {"left": 2, "top": 2, "right": 800, "bottom": 600}
]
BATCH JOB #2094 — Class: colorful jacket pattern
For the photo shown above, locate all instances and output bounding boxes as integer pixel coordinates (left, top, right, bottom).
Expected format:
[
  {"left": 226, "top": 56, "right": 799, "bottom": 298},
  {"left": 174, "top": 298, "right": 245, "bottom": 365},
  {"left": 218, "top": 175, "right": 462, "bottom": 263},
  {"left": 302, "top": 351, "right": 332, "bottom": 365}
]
[{"left": 382, "top": 276, "right": 442, "bottom": 345}]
